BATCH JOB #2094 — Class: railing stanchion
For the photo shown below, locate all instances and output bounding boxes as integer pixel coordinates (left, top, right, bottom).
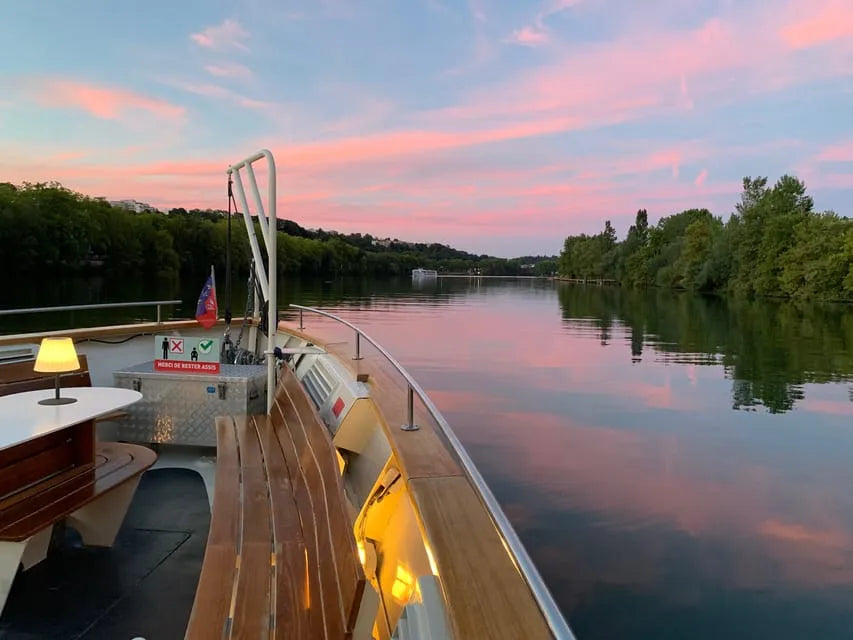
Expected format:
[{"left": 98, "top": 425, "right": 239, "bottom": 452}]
[
  {"left": 354, "top": 332, "right": 363, "bottom": 360},
  {"left": 156, "top": 304, "right": 162, "bottom": 324},
  {"left": 298, "top": 309, "right": 304, "bottom": 330},
  {"left": 401, "top": 385, "right": 419, "bottom": 431}
]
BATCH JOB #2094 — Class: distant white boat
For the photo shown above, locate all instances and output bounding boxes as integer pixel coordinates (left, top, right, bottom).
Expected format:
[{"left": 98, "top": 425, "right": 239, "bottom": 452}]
[{"left": 412, "top": 268, "right": 438, "bottom": 279}]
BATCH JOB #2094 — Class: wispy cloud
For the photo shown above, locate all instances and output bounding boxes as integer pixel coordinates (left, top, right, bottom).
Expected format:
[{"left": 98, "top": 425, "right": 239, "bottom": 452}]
[
  {"left": 32, "top": 79, "right": 185, "bottom": 122},
  {"left": 781, "top": 0, "right": 853, "bottom": 49},
  {"left": 168, "top": 80, "right": 269, "bottom": 109},
  {"left": 204, "top": 63, "right": 252, "bottom": 79},
  {"left": 507, "top": 0, "right": 581, "bottom": 47},
  {"left": 446, "top": 0, "right": 494, "bottom": 75},
  {"left": 506, "top": 26, "right": 550, "bottom": 47},
  {"left": 695, "top": 168, "right": 709, "bottom": 187},
  {"left": 190, "top": 19, "right": 249, "bottom": 51},
  {"left": 815, "top": 140, "right": 853, "bottom": 163},
  {"left": 535, "top": 0, "right": 582, "bottom": 28}
]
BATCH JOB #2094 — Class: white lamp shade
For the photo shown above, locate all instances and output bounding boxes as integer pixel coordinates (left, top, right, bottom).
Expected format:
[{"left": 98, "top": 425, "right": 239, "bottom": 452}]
[{"left": 34, "top": 337, "right": 80, "bottom": 373}]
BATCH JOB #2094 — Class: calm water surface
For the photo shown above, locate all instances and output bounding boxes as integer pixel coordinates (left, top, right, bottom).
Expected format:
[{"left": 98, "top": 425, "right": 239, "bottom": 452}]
[{"left": 3, "top": 276, "right": 853, "bottom": 639}]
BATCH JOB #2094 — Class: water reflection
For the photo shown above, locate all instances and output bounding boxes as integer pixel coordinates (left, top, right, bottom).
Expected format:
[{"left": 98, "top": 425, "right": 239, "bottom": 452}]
[
  {"left": 349, "top": 280, "right": 853, "bottom": 639},
  {"left": 557, "top": 284, "right": 853, "bottom": 414}
]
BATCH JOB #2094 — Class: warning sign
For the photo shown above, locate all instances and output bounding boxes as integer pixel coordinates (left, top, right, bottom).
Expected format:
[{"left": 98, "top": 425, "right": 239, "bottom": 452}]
[{"left": 154, "top": 335, "right": 220, "bottom": 374}]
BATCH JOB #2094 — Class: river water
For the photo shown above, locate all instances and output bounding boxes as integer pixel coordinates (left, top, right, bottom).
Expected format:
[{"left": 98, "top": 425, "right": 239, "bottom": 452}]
[{"left": 3, "top": 276, "right": 853, "bottom": 639}]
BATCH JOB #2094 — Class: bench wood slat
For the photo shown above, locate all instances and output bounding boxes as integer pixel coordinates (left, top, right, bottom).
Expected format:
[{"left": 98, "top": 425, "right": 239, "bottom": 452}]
[
  {"left": 185, "top": 545, "right": 235, "bottom": 639},
  {"left": 232, "top": 416, "right": 273, "bottom": 638},
  {"left": 188, "top": 367, "right": 366, "bottom": 640},
  {"left": 185, "top": 418, "right": 240, "bottom": 639},
  {"left": 0, "top": 451, "right": 130, "bottom": 524},
  {"left": 0, "top": 455, "right": 105, "bottom": 513},
  {"left": 269, "top": 400, "right": 329, "bottom": 638},
  {"left": 278, "top": 368, "right": 365, "bottom": 633},
  {"left": 253, "top": 415, "right": 307, "bottom": 639}
]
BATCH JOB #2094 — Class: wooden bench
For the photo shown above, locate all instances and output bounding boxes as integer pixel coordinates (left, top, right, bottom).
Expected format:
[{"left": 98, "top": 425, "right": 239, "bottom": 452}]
[
  {"left": 186, "top": 366, "right": 371, "bottom": 639},
  {"left": 0, "top": 357, "right": 157, "bottom": 612}
]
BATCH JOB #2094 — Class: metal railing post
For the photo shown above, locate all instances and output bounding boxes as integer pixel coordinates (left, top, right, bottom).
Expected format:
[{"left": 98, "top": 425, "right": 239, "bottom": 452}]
[
  {"left": 156, "top": 304, "right": 162, "bottom": 324},
  {"left": 401, "top": 385, "right": 419, "bottom": 431},
  {"left": 353, "top": 331, "right": 363, "bottom": 360},
  {"left": 298, "top": 309, "right": 304, "bottom": 330}
]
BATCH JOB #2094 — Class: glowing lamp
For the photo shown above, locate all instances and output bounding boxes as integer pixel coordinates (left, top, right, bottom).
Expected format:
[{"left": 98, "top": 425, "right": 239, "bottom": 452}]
[{"left": 34, "top": 337, "right": 80, "bottom": 405}]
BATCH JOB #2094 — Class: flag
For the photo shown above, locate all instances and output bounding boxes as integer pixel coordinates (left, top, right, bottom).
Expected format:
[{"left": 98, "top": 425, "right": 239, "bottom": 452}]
[{"left": 195, "top": 267, "right": 218, "bottom": 329}]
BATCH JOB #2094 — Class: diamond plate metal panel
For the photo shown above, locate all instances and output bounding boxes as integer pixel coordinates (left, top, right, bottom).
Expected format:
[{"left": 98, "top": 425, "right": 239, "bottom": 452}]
[{"left": 113, "top": 361, "right": 267, "bottom": 446}]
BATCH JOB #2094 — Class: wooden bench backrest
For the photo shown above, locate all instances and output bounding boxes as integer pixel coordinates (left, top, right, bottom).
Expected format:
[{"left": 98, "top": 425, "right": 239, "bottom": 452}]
[
  {"left": 270, "top": 367, "right": 366, "bottom": 638},
  {"left": 0, "top": 354, "right": 92, "bottom": 397}
]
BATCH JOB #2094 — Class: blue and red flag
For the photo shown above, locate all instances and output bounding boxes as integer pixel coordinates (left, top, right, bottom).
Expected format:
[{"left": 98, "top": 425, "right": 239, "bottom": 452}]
[{"left": 195, "top": 267, "right": 218, "bottom": 329}]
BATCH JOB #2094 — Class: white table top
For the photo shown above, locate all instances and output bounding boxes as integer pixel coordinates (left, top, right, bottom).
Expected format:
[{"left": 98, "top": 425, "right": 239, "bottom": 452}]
[{"left": 0, "top": 387, "right": 142, "bottom": 452}]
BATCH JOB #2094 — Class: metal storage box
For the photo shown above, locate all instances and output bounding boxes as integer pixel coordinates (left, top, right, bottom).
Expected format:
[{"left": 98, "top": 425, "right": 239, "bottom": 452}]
[{"left": 113, "top": 361, "right": 267, "bottom": 446}]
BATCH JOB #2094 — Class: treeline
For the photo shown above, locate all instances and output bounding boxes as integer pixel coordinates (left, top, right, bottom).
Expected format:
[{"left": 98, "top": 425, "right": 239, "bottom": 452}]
[
  {"left": 559, "top": 176, "right": 853, "bottom": 300},
  {"left": 0, "top": 182, "right": 556, "bottom": 278}
]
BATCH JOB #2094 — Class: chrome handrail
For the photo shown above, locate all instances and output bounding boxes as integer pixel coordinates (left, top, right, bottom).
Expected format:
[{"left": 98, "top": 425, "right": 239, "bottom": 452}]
[
  {"left": 0, "top": 300, "right": 182, "bottom": 323},
  {"left": 289, "top": 304, "right": 576, "bottom": 640}
]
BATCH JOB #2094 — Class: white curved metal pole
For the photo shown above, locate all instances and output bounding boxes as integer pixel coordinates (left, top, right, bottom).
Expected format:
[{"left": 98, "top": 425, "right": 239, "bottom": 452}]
[
  {"left": 228, "top": 149, "right": 278, "bottom": 412},
  {"left": 229, "top": 168, "right": 269, "bottom": 301},
  {"left": 264, "top": 150, "right": 277, "bottom": 413},
  {"left": 244, "top": 163, "right": 269, "bottom": 239}
]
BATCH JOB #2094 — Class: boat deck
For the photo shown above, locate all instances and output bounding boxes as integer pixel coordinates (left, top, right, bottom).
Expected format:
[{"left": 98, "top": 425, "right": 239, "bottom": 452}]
[{"left": 0, "top": 467, "right": 208, "bottom": 639}]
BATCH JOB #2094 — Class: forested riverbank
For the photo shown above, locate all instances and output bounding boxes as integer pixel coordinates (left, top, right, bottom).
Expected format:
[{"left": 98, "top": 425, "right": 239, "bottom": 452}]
[
  {"left": 0, "top": 182, "right": 557, "bottom": 278},
  {"left": 559, "top": 176, "right": 853, "bottom": 301}
]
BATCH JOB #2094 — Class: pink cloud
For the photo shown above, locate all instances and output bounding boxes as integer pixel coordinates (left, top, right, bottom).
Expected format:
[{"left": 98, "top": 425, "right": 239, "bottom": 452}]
[
  {"left": 33, "top": 79, "right": 184, "bottom": 122},
  {"left": 781, "top": 1, "right": 853, "bottom": 49},
  {"left": 506, "top": 26, "right": 550, "bottom": 47},
  {"left": 759, "top": 519, "right": 849, "bottom": 549},
  {"left": 322, "top": 95, "right": 395, "bottom": 134},
  {"left": 646, "top": 149, "right": 682, "bottom": 178},
  {"left": 695, "top": 168, "right": 708, "bottom": 187},
  {"left": 429, "top": 5, "right": 852, "bottom": 144},
  {"left": 279, "top": 117, "right": 576, "bottom": 168},
  {"left": 204, "top": 63, "right": 252, "bottom": 79},
  {"left": 190, "top": 19, "right": 249, "bottom": 51},
  {"left": 815, "top": 140, "right": 853, "bottom": 163}
]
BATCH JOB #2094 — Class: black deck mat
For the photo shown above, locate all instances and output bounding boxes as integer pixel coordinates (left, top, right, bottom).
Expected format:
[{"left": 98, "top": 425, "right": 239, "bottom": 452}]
[{"left": 0, "top": 467, "right": 210, "bottom": 640}]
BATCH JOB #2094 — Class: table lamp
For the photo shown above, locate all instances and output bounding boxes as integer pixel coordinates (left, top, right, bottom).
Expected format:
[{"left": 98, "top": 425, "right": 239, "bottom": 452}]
[{"left": 34, "top": 337, "right": 80, "bottom": 405}]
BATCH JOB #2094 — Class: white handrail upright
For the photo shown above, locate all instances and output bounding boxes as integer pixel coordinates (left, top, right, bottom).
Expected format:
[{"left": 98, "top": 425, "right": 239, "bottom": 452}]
[{"left": 227, "top": 149, "right": 277, "bottom": 412}]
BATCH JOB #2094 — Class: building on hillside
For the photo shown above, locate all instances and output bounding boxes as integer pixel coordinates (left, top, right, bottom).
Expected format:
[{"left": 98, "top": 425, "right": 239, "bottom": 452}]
[{"left": 109, "top": 199, "right": 158, "bottom": 213}]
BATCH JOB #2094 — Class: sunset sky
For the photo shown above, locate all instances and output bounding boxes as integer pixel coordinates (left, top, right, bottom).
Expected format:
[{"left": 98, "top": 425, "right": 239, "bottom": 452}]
[{"left": 1, "top": 0, "right": 852, "bottom": 256}]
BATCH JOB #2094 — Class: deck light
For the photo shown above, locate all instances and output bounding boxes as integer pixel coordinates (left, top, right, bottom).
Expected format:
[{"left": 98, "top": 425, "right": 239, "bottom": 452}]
[{"left": 34, "top": 337, "right": 80, "bottom": 405}]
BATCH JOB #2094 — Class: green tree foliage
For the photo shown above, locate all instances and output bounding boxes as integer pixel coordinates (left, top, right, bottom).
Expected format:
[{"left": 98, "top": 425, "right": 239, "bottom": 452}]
[
  {"left": 559, "top": 220, "right": 618, "bottom": 279},
  {"left": 0, "top": 182, "right": 558, "bottom": 279},
  {"left": 559, "top": 176, "right": 853, "bottom": 301}
]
